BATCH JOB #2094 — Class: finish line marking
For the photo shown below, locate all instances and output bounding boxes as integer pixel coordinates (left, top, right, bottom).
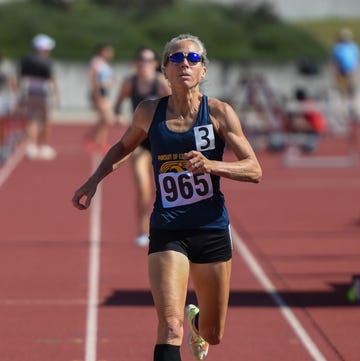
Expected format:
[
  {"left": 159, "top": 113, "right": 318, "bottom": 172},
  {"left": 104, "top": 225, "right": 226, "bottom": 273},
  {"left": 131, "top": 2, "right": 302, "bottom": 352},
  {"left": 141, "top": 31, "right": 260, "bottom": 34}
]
[
  {"left": 231, "top": 228, "right": 327, "bottom": 361},
  {"left": 85, "top": 154, "right": 103, "bottom": 361}
]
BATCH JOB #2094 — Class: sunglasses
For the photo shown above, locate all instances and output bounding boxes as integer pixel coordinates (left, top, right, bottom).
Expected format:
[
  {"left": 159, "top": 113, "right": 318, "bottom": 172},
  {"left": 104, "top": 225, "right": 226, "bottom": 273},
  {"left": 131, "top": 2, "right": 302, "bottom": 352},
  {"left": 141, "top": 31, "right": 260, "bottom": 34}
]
[{"left": 168, "top": 52, "right": 203, "bottom": 65}]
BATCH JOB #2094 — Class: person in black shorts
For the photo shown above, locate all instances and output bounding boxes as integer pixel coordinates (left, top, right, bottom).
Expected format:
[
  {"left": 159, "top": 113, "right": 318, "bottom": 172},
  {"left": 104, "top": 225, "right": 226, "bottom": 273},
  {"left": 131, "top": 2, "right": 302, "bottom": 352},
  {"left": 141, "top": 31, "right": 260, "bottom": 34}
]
[
  {"left": 18, "top": 34, "right": 58, "bottom": 160},
  {"left": 114, "top": 47, "right": 171, "bottom": 247},
  {"left": 72, "top": 34, "right": 262, "bottom": 361}
]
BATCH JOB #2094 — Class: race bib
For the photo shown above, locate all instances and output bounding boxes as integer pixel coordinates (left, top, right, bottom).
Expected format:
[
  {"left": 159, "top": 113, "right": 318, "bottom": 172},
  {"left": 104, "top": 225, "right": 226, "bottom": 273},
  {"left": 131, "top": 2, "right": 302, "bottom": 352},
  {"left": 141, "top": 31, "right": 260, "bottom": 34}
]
[
  {"left": 159, "top": 171, "right": 213, "bottom": 208},
  {"left": 194, "top": 125, "right": 215, "bottom": 151}
]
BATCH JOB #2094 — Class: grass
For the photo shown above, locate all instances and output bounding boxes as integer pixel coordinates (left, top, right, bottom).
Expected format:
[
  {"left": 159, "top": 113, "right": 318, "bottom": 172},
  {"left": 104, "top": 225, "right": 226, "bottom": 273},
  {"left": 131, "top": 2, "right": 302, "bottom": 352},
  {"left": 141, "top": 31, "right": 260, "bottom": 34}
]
[
  {"left": 0, "top": 1, "right": 337, "bottom": 62},
  {"left": 295, "top": 18, "right": 360, "bottom": 49}
]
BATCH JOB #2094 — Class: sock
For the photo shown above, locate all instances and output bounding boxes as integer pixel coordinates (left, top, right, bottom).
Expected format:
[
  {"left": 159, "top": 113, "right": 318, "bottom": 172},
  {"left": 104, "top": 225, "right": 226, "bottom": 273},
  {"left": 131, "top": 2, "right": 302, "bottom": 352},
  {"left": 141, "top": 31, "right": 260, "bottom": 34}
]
[{"left": 154, "top": 344, "right": 181, "bottom": 361}]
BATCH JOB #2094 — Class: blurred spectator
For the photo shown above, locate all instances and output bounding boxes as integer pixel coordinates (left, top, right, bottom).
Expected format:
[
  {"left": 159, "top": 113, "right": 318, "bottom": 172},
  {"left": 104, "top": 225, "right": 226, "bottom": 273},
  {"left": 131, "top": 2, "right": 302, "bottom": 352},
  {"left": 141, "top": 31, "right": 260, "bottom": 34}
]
[
  {"left": 18, "top": 34, "right": 59, "bottom": 160},
  {"left": 331, "top": 27, "right": 359, "bottom": 118},
  {"left": 269, "top": 88, "right": 327, "bottom": 153},
  {"left": 86, "top": 43, "right": 115, "bottom": 154},
  {"left": 0, "top": 49, "right": 17, "bottom": 152},
  {"left": 0, "top": 49, "right": 17, "bottom": 109},
  {"left": 289, "top": 88, "right": 327, "bottom": 135},
  {"left": 114, "top": 47, "right": 171, "bottom": 247}
]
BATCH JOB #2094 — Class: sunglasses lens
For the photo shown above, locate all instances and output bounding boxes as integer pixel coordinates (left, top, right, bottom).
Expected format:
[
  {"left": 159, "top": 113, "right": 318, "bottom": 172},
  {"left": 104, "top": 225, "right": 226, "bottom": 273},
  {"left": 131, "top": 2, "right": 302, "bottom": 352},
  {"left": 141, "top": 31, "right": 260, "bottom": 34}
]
[
  {"left": 188, "top": 52, "right": 202, "bottom": 63},
  {"left": 169, "top": 52, "right": 184, "bottom": 63},
  {"left": 168, "top": 52, "right": 203, "bottom": 65}
]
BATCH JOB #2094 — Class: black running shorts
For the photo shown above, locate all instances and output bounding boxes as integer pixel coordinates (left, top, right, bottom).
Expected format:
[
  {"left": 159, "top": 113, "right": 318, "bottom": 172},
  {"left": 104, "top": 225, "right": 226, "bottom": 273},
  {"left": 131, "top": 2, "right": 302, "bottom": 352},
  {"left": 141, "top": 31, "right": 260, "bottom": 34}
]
[{"left": 148, "top": 227, "right": 232, "bottom": 263}]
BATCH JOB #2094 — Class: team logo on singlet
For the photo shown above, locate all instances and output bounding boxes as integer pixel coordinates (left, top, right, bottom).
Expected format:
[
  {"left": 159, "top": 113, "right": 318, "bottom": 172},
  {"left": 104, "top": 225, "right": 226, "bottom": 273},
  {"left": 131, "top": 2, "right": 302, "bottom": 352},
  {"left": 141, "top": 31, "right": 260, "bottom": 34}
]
[{"left": 159, "top": 160, "right": 187, "bottom": 173}]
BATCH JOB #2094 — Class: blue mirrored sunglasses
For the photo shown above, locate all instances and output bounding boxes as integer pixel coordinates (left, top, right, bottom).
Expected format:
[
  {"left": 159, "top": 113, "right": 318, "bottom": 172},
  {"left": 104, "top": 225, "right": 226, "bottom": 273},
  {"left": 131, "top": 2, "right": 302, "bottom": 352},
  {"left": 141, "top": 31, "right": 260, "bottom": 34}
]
[{"left": 168, "top": 52, "right": 203, "bottom": 64}]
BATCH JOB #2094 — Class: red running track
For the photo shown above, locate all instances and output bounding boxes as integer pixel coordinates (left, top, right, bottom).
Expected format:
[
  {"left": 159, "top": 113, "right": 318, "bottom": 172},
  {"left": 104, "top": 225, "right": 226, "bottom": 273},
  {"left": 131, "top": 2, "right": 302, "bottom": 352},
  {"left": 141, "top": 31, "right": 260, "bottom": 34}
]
[{"left": 0, "top": 123, "right": 359, "bottom": 361}]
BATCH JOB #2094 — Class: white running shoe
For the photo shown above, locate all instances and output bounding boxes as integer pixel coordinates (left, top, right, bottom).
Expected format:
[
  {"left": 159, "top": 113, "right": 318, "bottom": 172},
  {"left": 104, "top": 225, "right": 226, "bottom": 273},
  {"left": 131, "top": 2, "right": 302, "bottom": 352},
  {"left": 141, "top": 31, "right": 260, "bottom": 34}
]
[
  {"left": 186, "top": 304, "right": 209, "bottom": 360},
  {"left": 38, "top": 145, "right": 57, "bottom": 160},
  {"left": 134, "top": 234, "right": 149, "bottom": 247},
  {"left": 25, "top": 143, "right": 40, "bottom": 160}
]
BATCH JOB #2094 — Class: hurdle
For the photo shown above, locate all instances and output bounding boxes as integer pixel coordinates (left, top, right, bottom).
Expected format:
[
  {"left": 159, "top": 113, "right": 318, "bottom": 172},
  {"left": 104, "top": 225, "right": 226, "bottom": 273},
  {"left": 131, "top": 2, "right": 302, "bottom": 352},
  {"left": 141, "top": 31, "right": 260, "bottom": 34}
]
[{"left": 283, "top": 148, "right": 358, "bottom": 168}]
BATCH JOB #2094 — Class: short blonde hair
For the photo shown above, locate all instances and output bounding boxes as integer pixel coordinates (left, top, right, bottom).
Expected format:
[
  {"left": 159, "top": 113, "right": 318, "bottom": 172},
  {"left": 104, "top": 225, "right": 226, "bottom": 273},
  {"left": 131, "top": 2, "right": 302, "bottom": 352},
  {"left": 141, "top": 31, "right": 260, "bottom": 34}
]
[{"left": 161, "top": 34, "right": 208, "bottom": 68}]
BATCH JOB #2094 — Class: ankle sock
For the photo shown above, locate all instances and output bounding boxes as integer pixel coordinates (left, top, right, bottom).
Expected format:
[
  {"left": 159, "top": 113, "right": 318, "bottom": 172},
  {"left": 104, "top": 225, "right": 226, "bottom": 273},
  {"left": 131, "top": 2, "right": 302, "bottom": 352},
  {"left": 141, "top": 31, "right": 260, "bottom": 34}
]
[{"left": 154, "top": 344, "right": 181, "bottom": 361}]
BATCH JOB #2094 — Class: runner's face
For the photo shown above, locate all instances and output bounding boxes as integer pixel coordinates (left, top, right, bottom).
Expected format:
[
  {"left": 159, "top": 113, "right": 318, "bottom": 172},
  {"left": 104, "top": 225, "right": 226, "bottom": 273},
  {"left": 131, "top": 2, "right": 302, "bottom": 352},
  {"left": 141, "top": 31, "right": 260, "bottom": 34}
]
[
  {"left": 163, "top": 40, "right": 206, "bottom": 90},
  {"left": 135, "top": 49, "right": 158, "bottom": 76},
  {"left": 103, "top": 47, "right": 114, "bottom": 62}
]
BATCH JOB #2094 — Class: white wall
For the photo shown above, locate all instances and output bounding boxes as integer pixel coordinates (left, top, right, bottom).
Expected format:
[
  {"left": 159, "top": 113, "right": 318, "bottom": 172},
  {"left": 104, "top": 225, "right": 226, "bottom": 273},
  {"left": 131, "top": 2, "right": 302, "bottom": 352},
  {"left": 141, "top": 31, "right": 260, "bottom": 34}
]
[
  {"left": 51, "top": 60, "right": 360, "bottom": 128},
  {"left": 192, "top": 0, "right": 360, "bottom": 20},
  {"left": 53, "top": 60, "right": 338, "bottom": 110}
]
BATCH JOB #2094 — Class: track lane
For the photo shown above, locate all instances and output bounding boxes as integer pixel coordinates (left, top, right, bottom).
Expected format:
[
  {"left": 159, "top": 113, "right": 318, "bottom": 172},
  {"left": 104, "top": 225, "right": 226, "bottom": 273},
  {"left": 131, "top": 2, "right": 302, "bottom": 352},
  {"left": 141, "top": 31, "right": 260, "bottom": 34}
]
[
  {"left": 225, "top": 149, "right": 360, "bottom": 361},
  {"left": 1, "top": 124, "right": 359, "bottom": 361},
  {"left": 0, "top": 125, "right": 91, "bottom": 361}
]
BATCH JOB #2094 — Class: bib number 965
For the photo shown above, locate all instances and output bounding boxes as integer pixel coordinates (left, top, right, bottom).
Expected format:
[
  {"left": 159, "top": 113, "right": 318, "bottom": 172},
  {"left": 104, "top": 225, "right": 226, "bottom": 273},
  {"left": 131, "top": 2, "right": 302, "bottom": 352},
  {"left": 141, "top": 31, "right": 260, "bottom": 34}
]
[{"left": 159, "top": 171, "right": 213, "bottom": 208}]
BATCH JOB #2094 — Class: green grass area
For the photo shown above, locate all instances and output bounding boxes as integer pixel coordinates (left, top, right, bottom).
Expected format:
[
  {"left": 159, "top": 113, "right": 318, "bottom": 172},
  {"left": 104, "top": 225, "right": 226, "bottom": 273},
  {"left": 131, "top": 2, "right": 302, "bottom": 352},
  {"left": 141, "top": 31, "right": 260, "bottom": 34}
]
[
  {"left": 0, "top": 1, "right": 330, "bottom": 62},
  {"left": 295, "top": 18, "right": 360, "bottom": 49}
]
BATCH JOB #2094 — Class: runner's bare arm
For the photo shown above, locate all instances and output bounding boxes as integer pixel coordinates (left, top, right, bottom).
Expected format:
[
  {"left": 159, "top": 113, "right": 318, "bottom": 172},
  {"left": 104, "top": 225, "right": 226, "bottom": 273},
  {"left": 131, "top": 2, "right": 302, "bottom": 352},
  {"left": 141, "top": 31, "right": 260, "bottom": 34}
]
[
  {"left": 185, "top": 98, "right": 262, "bottom": 183},
  {"left": 114, "top": 77, "right": 132, "bottom": 116},
  {"left": 72, "top": 100, "right": 156, "bottom": 210}
]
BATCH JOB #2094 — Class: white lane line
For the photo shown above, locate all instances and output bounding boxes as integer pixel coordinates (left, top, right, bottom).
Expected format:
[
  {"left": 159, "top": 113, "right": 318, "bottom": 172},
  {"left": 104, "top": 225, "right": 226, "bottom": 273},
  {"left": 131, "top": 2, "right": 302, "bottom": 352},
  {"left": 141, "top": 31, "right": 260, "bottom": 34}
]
[
  {"left": 85, "top": 154, "right": 103, "bottom": 361},
  {"left": 231, "top": 228, "right": 327, "bottom": 361},
  {"left": 0, "top": 143, "right": 25, "bottom": 188}
]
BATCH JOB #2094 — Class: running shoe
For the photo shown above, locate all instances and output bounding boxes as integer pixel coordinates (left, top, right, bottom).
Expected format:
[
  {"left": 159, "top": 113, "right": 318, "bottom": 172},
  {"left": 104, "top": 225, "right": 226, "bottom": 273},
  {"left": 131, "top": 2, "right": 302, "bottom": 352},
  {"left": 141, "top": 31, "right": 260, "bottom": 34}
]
[
  {"left": 25, "top": 143, "right": 39, "bottom": 160},
  {"left": 38, "top": 145, "right": 57, "bottom": 160},
  {"left": 185, "top": 304, "right": 209, "bottom": 360},
  {"left": 84, "top": 140, "right": 110, "bottom": 156}
]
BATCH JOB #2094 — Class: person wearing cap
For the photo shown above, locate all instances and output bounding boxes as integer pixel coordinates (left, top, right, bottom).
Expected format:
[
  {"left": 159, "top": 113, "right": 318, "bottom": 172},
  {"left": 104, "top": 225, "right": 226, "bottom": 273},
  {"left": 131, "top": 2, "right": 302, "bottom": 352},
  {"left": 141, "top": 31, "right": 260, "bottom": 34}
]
[{"left": 18, "top": 33, "right": 58, "bottom": 160}]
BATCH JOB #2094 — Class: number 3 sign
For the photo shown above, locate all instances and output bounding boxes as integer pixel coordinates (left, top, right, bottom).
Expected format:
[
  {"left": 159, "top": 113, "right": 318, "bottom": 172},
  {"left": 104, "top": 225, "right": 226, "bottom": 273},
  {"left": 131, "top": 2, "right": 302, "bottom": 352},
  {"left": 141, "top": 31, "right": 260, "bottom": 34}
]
[{"left": 194, "top": 125, "right": 215, "bottom": 151}]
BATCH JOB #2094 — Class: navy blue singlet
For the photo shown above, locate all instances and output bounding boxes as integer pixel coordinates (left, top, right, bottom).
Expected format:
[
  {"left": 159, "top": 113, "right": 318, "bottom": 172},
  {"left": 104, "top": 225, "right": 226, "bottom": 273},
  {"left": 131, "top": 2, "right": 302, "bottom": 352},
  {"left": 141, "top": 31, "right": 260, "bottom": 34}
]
[{"left": 148, "top": 95, "right": 229, "bottom": 230}]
